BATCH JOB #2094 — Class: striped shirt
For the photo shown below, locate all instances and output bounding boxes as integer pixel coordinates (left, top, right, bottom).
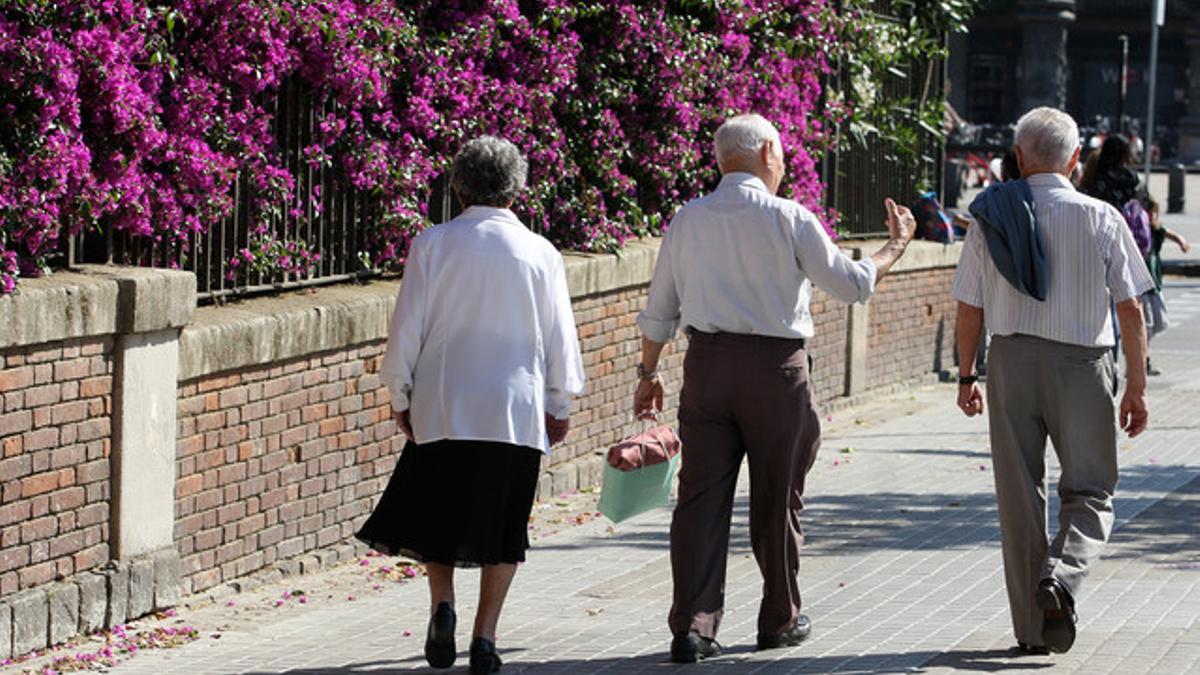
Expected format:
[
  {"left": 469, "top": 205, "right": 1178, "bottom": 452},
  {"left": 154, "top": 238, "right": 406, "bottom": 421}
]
[{"left": 950, "top": 172, "right": 1154, "bottom": 348}]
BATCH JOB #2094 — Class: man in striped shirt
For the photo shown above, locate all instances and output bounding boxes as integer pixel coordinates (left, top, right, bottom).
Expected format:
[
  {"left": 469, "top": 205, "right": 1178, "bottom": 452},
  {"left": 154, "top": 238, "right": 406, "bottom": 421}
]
[{"left": 951, "top": 107, "right": 1154, "bottom": 656}]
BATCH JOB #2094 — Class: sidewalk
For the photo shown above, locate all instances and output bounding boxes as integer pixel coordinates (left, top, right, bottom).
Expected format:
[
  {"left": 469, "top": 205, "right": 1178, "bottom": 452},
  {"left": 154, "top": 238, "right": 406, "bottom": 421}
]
[{"left": 18, "top": 289, "right": 1200, "bottom": 674}]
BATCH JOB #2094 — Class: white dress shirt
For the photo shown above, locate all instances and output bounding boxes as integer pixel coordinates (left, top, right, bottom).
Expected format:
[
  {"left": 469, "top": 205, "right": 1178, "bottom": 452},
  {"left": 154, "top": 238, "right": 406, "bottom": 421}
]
[
  {"left": 380, "top": 206, "right": 586, "bottom": 454},
  {"left": 950, "top": 172, "right": 1155, "bottom": 347},
  {"left": 638, "top": 172, "right": 877, "bottom": 342}
]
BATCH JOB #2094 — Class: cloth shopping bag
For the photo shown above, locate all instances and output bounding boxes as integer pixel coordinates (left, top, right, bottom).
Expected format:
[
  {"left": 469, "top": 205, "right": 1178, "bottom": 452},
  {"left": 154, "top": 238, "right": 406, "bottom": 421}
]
[{"left": 597, "top": 425, "right": 681, "bottom": 523}]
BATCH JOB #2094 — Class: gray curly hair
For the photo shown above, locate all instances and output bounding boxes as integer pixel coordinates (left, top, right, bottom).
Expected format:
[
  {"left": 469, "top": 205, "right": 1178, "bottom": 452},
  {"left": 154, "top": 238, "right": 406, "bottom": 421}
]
[{"left": 450, "top": 136, "right": 528, "bottom": 207}]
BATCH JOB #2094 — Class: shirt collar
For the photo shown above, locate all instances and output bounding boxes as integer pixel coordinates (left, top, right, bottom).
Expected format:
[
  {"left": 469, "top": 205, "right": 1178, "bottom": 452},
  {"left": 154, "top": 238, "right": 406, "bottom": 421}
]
[
  {"left": 460, "top": 205, "right": 522, "bottom": 224},
  {"left": 1024, "top": 172, "right": 1075, "bottom": 190},
  {"left": 718, "top": 172, "right": 770, "bottom": 194}
]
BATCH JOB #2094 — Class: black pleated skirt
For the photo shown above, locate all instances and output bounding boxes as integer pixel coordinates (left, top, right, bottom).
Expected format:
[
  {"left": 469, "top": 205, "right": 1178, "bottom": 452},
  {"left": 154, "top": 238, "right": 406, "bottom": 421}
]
[{"left": 355, "top": 439, "right": 543, "bottom": 567}]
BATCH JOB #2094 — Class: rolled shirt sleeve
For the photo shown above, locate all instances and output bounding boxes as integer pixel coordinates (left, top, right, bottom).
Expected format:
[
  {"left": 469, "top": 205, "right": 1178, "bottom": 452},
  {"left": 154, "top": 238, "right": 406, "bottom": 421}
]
[
  {"left": 543, "top": 255, "right": 586, "bottom": 420},
  {"left": 379, "top": 237, "right": 427, "bottom": 412},
  {"left": 791, "top": 208, "right": 877, "bottom": 305},
  {"left": 637, "top": 232, "right": 682, "bottom": 343},
  {"left": 1102, "top": 207, "right": 1156, "bottom": 303},
  {"left": 950, "top": 223, "right": 986, "bottom": 308}
]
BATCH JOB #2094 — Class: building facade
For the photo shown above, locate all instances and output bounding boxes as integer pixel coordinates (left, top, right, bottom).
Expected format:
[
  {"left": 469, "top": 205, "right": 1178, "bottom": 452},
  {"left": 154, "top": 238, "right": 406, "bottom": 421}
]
[{"left": 948, "top": 0, "right": 1200, "bottom": 161}]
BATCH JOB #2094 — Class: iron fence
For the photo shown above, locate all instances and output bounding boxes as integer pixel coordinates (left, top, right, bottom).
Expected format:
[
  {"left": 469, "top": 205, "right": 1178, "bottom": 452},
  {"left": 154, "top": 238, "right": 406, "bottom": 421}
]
[
  {"left": 58, "top": 19, "right": 944, "bottom": 298},
  {"left": 63, "top": 78, "right": 378, "bottom": 304},
  {"left": 822, "top": 7, "right": 946, "bottom": 238}
]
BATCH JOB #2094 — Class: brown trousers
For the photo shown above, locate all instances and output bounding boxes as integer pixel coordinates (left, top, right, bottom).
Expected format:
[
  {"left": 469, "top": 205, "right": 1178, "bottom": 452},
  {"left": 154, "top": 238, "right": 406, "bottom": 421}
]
[{"left": 668, "top": 331, "right": 821, "bottom": 640}]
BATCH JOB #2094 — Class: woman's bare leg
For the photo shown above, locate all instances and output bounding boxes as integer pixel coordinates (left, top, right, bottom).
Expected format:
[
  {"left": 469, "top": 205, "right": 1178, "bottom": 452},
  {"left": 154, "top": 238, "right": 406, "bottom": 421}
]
[{"left": 473, "top": 563, "right": 518, "bottom": 641}]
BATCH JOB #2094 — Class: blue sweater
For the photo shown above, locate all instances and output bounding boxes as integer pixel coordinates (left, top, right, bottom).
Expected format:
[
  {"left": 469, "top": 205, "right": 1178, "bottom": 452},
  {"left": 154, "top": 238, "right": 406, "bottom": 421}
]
[{"left": 968, "top": 180, "right": 1047, "bottom": 302}]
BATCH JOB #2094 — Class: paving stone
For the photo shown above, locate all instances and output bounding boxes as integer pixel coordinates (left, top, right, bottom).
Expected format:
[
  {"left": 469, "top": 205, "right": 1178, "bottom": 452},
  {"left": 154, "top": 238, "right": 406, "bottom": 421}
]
[
  {"left": 128, "top": 557, "right": 155, "bottom": 619},
  {"left": 0, "top": 602, "right": 11, "bottom": 660},
  {"left": 153, "top": 550, "right": 182, "bottom": 610},
  {"left": 76, "top": 572, "right": 107, "bottom": 634},
  {"left": 9, "top": 589, "right": 47, "bottom": 657},
  {"left": 47, "top": 582, "right": 79, "bottom": 646},
  {"left": 105, "top": 563, "right": 129, "bottom": 628}
]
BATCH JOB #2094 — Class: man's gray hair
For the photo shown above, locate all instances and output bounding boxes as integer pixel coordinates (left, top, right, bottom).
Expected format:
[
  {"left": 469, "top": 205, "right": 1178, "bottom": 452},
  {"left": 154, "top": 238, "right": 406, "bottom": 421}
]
[
  {"left": 1014, "top": 107, "right": 1080, "bottom": 172},
  {"left": 450, "top": 136, "right": 528, "bottom": 207},
  {"left": 714, "top": 114, "right": 781, "bottom": 165}
]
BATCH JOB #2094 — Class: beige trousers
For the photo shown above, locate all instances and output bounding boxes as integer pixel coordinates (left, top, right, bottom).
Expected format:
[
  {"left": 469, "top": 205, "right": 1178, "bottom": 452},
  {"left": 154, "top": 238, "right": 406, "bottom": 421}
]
[{"left": 986, "top": 334, "right": 1119, "bottom": 646}]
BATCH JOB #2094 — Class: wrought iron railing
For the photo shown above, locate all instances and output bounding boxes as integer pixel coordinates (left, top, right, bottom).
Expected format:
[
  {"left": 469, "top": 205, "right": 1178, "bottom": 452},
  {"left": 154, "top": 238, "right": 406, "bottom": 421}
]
[
  {"left": 59, "top": 26, "right": 945, "bottom": 298},
  {"left": 63, "top": 78, "right": 378, "bottom": 304},
  {"left": 822, "top": 9, "right": 946, "bottom": 237}
]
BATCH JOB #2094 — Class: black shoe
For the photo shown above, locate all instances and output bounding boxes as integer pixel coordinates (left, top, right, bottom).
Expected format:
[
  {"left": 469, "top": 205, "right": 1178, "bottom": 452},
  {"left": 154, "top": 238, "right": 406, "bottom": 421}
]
[
  {"left": 1017, "top": 641, "right": 1050, "bottom": 656},
  {"left": 1036, "top": 578, "right": 1076, "bottom": 654},
  {"left": 756, "top": 615, "right": 812, "bottom": 650},
  {"left": 424, "top": 602, "right": 456, "bottom": 669},
  {"left": 669, "top": 631, "right": 721, "bottom": 663},
  {"left": 1147, "top": 358, "right": 1162, "bottom": 376},
  {"left": 469, "top": 637, "right": 503, "bottom": 674}
]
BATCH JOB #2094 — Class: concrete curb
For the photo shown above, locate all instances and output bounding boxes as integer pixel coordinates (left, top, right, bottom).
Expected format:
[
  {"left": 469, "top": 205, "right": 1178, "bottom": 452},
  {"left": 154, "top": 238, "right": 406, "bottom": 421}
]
[
  {"left": 0, "top": 548, "right": 180, "bottom": 659},
  {"left": 1163, "top": 259, "right": 1200, "bottom": 277}
]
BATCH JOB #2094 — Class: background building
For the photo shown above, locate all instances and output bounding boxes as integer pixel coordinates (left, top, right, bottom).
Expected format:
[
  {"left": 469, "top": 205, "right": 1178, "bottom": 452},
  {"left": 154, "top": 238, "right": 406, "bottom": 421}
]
[{"left": 947, "top": 0, "right": 1200, "bottom": 161}]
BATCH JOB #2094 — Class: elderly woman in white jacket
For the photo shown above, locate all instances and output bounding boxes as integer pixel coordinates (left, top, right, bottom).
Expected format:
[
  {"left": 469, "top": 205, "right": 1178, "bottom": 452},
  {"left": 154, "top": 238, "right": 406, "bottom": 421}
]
[{"left": 357, "top": 136, "right": 585, "bottom": 675}]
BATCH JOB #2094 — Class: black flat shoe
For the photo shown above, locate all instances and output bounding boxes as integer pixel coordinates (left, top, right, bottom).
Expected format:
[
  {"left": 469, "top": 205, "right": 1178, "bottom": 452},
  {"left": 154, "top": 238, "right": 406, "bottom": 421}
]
[
  {"left": 1017, "top": 641, "right": 1050, "bottom": 655},
  {"left": 669, "top": 631, "right": 721, "bottom": 663},
  {"left": 1036, "top": 578, "right": 1076, "bottom": 654},
  {"left": 756, "top": 614, "right": 812, "bottom": 650},
  {"left": 469, "top": 636, "right": 502, "bottom": 674},
  {"left": 424, "top": 602, "right": 456, "bottom": 668}
]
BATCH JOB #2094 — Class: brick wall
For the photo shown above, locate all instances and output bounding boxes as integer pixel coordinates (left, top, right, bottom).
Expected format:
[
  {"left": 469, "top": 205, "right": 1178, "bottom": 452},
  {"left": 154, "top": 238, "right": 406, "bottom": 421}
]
[
  {"left": 173, "top": 342, "right": 402, "bottom": 595},
  {"left": 865, "top": 268, "right": 957, "bottom": 391},
  {"left": 808, "top": 288, "right": 851, "bottom": 404},
  {"left": 0, "top": 337, "right": 113, "bottom": 597}
]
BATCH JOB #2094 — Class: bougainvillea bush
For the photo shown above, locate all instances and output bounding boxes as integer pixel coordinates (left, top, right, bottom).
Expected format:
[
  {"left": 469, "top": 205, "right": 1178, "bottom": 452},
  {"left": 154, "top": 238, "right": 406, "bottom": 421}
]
[{"left": 0, "top": 0, "right": 911, "bottom": 296}]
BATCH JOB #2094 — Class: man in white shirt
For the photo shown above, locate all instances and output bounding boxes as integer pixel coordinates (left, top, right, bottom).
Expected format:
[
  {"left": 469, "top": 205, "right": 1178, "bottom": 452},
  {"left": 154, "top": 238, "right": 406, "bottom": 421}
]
[
  {"left": 633, "top": 113, "right": 915, "bottom": 662},
  {"left": 952, "top": 107, "right": 1154, "bottom": 656}
]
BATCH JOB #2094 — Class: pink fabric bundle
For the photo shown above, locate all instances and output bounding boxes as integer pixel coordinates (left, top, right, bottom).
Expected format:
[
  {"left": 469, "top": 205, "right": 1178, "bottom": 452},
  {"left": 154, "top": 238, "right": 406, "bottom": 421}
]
[{"left": 606, "top": 425, "right": 681, "bottom": 471}]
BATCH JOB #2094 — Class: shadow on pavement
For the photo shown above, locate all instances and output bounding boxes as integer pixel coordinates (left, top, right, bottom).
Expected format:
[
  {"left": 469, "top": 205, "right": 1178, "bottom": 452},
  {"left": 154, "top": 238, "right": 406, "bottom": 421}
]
[
  {"left": 236, "top": 646, "right": 1060, "bottom": 673},
  {"left": 1107, "top": 470, "right": 1200, "bottom": 564},
  {"left": 923, "top": 648, "right": 1057, "bottom": 672},
  {"left": 536, "top": 488, "right": 999, "bottom": 557}
]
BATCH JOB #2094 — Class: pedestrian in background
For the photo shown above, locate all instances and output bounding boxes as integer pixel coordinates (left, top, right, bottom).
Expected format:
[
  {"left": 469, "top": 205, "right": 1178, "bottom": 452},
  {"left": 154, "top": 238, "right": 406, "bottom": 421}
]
[
  {"left": 357, "top": 136, "right": 585, "bottom": 674},
  {"left": 633, "top": 113, "right": 915, "bottom": 663},
  {"left": 1141, "top": 197, "right": 1191, "bottom": 374},
  {"left": 953, "top": 107, "right": 1154, "bottom": 656}
]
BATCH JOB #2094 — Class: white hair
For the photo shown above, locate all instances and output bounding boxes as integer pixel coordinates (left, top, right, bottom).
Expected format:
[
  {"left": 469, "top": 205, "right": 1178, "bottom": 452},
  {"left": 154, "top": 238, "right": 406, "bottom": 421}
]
[
  {"left": 714, "top": 114, "right": 781, "bottom": 165},
  {"left": 1014, "top": 107, "right": 1080, "bottom": 172}
]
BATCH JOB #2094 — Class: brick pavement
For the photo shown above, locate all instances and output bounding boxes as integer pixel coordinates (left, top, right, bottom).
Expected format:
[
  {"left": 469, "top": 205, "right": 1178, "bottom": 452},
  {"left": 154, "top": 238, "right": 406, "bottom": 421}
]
[{"left": 22, "top": 283, "right": 1200, "bottom": 675}]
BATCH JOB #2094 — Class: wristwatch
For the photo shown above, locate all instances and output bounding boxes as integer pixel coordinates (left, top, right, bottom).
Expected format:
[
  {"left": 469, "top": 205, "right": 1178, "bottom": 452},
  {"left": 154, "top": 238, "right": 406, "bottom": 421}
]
[
  {"left": 958, "top": 374, "right": 979, "bottom": 385},
  {"left": 636, "top": 363, "right": 659, "bottom": 380}
]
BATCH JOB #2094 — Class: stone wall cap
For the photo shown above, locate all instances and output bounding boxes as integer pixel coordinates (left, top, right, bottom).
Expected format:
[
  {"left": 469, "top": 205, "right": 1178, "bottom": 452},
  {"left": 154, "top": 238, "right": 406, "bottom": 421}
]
[
  {"left": 0, "top": 265, "right": 195, "bottom": 349},
  {"left": 74, "top": 265, "right": 196, "bottom": 334},
  {"left": 178, "top": 279, "right": 400, "bottom": 380},
  {"left": 845, "top": 239, "right": 963, "bottom": 273},
  {"left": 562, "top": 237, "right": 661, "bottom": 299}
]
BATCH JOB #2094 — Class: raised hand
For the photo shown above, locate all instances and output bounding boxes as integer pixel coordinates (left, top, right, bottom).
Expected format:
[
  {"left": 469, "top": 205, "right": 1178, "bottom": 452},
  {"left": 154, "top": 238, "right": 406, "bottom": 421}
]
[{"left": 884, "top": 197, "right": 916, "bottom": 244}]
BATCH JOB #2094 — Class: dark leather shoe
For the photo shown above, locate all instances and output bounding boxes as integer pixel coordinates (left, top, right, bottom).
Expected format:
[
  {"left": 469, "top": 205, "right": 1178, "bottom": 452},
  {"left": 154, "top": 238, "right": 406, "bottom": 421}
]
[
  {"left": 1036, "top": 578, "right": 1076, "bottom": 654},
  {"left": 1017, "top": 641, "right": 1050, "bottom": 655},
  {"left": 469, "top": 636, "right": 503, "bottom": 674},
  {"left": 757, "top": 615, "right": 812, "bottom": 650},
  {"left": 424, "top": 602, "right": 456, "bottom": 668},
  {"left": 670, "top": 631, "right": 721, "bottom": 663}
]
